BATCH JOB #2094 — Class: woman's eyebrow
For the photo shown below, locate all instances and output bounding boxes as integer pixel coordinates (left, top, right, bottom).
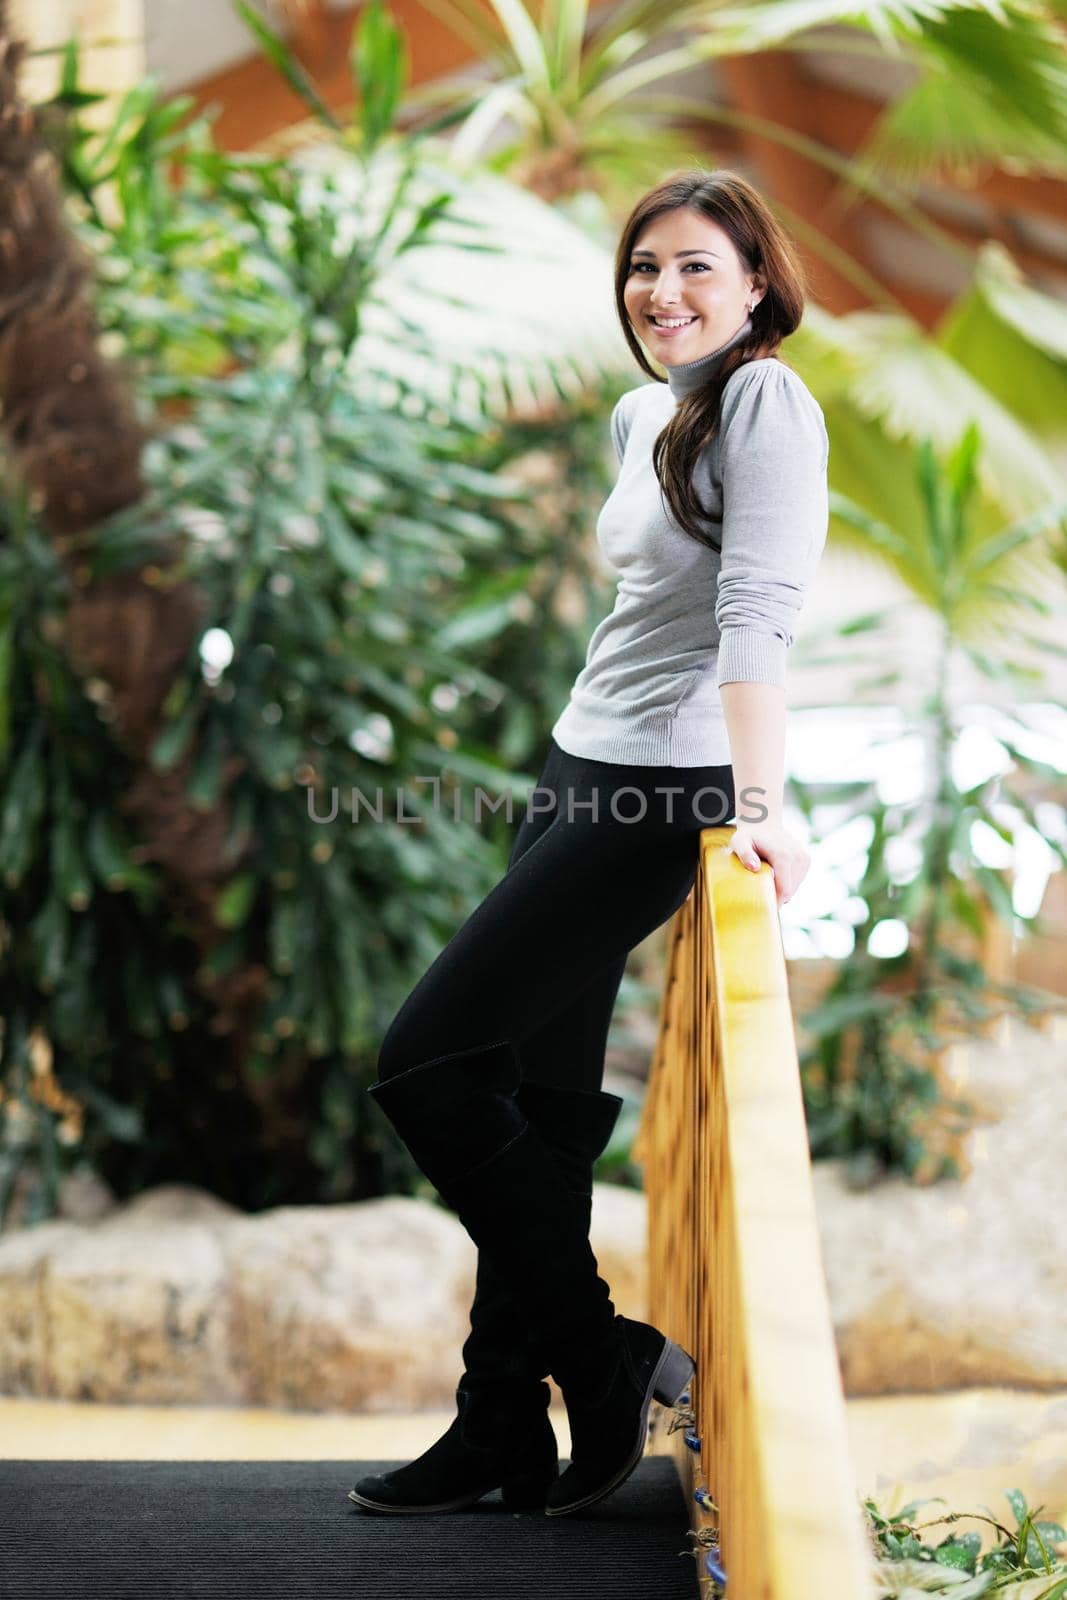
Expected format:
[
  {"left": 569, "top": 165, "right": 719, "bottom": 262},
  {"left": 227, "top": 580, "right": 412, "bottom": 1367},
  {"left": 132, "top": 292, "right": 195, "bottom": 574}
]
[{"left": 631, "top": 248, "right": 722, "bottom": 259}]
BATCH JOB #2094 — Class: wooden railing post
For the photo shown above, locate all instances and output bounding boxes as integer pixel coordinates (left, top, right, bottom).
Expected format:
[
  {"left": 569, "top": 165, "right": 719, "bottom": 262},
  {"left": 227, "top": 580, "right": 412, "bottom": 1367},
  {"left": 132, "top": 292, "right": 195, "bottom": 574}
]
[{"left": 635, "top": 826, "right": 876, "bottom": 1599}]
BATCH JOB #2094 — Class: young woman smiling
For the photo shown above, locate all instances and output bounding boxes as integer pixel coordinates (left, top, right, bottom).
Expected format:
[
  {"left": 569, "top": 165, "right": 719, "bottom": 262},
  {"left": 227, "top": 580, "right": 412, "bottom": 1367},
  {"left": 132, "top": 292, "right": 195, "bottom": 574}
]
[{"left": 351, "top": 169, "right": 828, "bottom": 1521}]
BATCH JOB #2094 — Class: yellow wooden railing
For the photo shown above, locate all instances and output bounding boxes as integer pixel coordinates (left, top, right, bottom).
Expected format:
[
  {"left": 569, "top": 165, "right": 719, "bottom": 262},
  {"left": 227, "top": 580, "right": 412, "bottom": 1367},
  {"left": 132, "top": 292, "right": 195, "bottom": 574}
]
[{"left": 633, "top": 826, "right": 877, "bottom": 1600}]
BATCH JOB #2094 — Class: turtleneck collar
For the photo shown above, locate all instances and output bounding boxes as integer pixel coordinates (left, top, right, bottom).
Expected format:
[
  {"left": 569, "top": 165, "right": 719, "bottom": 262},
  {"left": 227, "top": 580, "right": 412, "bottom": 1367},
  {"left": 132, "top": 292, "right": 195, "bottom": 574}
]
[{"left": 664, "top": 314, "right": 753, "bottom": 399}]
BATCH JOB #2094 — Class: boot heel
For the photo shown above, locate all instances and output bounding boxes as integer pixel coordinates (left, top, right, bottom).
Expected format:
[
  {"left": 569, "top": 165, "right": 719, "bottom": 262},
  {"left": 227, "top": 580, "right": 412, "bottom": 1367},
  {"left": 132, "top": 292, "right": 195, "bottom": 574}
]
[
  {"left": 651, "top": 1339, "right": 696, "bottom": 1407},
  {"left": 500, "top": 1464, "right": 557, "bottom": 1511}
]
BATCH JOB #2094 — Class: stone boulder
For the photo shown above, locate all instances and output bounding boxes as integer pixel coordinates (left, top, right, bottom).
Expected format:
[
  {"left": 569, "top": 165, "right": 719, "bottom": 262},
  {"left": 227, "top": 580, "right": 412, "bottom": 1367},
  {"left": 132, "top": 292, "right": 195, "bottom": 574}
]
[
  {"left": 815, "top": 1015, "right": 1067, "bottom": 1395},
  {"left": 590, "top": 1180, "right": 647, "bottom": 1321},
  {"left": 0, "top": 1179, "right": 647, "bottom": 1409}
]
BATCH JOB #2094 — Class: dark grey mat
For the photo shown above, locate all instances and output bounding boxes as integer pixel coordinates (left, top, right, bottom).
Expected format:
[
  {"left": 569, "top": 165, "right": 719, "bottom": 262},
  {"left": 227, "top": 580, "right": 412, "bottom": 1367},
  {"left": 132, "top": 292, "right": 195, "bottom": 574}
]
[{"left": 0, "top": 1456, "right": 700, "bottom": 1599}]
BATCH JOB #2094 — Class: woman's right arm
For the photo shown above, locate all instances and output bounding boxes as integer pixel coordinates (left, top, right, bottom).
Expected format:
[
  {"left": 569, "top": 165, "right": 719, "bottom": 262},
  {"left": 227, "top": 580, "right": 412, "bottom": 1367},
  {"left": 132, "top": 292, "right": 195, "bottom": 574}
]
[{"left": 719, "top": 680, "right": 811, "bottom": 906}]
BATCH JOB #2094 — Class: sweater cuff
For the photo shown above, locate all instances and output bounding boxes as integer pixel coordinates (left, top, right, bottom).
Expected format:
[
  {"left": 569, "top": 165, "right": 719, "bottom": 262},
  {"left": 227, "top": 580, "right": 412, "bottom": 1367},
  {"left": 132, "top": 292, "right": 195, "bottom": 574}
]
[{"left": 717, "top": 626, "right": 787, "bottom": 687}]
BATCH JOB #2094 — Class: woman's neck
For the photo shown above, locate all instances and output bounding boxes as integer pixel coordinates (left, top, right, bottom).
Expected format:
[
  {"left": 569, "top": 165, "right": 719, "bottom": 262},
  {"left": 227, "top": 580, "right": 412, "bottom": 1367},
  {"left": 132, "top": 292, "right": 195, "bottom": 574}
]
[{"left": 665, "top": 314, "right": 753, "bottom": 399}]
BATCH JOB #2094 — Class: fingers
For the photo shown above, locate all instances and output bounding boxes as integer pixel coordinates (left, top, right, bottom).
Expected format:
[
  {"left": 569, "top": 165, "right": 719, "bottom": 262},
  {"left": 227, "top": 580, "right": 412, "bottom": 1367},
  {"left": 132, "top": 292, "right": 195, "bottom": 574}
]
[
  {"left": 731, "top": 841, "right": 761, "bottom": 872},
  {"left": 728, "top": 835, "right": 811, "bottom": 906}
]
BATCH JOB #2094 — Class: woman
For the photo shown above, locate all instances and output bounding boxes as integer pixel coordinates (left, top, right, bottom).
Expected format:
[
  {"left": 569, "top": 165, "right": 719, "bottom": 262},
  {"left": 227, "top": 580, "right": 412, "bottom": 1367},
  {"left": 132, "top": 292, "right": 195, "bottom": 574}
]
[{"left": 349, "top": 168, "right": 828, "bottom": 1519}]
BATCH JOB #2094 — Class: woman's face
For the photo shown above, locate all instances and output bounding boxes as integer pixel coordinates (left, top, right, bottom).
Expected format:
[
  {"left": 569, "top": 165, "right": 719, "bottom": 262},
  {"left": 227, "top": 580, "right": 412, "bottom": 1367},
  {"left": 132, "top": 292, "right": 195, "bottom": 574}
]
[{"left": 622, "top": 206, "right": 763, "bottom": 365}]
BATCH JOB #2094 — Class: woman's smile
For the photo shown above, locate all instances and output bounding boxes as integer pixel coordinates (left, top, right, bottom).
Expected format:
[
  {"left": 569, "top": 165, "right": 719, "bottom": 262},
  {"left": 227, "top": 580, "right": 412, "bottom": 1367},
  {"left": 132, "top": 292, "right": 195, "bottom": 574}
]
[{"left": 647, "top": 313, "right": 699, "bottom": 339}]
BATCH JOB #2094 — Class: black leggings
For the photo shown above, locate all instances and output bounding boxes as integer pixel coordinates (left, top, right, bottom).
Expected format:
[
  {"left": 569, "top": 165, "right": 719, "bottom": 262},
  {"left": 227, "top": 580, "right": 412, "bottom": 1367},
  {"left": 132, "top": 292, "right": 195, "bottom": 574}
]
[{"left": 376, "top": 738, "right": 735, "bottom": 1093}]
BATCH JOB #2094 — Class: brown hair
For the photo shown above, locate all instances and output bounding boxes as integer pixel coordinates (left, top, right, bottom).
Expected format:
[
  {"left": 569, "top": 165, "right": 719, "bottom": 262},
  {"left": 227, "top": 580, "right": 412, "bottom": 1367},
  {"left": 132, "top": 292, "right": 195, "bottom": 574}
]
[{"left": 614, "top": 169, "right": 809, "bottom": 550}]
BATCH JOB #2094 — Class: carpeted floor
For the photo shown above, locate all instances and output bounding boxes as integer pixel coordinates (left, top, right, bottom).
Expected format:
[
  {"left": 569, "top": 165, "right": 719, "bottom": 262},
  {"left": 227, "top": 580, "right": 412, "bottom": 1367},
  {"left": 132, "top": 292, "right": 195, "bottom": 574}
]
[{"left": 0, "top": 1456, "right": 701, "bottom": 1599}]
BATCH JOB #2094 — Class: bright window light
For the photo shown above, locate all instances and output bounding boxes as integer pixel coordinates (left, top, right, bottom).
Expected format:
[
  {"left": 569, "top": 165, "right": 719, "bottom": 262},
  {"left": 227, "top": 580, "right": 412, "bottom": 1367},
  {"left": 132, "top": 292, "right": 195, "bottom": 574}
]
[
  {"left": 868, "top": 919, "right": 909, "bottom": 958},
  {"left": 199, "top": 628, "right": 234, "bottom": 683}
]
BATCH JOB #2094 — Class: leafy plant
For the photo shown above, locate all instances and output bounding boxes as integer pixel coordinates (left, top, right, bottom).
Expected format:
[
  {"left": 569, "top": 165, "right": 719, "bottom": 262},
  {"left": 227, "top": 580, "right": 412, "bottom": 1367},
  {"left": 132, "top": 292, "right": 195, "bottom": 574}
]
[
  {"left": 0, "top": 9, "right": 627, "bottom": 1222},
  {"left": 390, "top": 0, "right": 1067, "bottom": 293},
  {"left": 790, "top": 423, "right": 1067, "bottom": 1185},
  {"left": 865, "top": 1487, "right": 1067, "bottom": 1597}
]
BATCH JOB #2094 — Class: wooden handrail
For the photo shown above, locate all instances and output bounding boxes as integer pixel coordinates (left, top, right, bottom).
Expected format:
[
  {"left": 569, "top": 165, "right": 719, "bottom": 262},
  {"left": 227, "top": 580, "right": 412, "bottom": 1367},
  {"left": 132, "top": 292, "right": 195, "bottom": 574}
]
[{"left": 634, "top": 826, "right": 876, "bottom": 1599}]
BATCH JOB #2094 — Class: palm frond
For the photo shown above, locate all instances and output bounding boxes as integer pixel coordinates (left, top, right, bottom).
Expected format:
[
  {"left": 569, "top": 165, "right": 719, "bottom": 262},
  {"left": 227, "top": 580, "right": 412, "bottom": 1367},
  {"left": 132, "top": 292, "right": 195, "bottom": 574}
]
[
  {"left": 545, "top": 0, "right": 589, "bottom": 89},
  {"left": 482, "top": 0, "right": 552, "bottom": 86},
  {"left": 579, "top": 0, "right": 712, "bottom": 84},
  {"left": 405, "top": 0, "right": 505, "bottom": 56},
  {"left": 795, "top": 305, "right": 1065, "bottom": 520},
  {"left": 580, "top": 37, "right": 729, "bottom": 116},
  {"left": 233, "top": 0, "right": 342, "bottom": 130},
  {"left": 696, "top": 0, "right": 1067, "bottom": 189},
  {"left": 825, "top": 434, "right": 1064, "bottom": 639},
  {"left": 629, "top": 89, "right": 971, "bottom": 301},
  {"left": 938, "top": 243, "right": 1067, "bottom": 440},
  {"left": 700, "top": 0, "right": 1021, "bottom": 55},
  {"left": 448, "top": 79, "right": 540, "bottom": 166},
  {"left": 300, "top": 144, "right": 631, "bottom": 417},
  {"left": 856, "top": 6, "right": 1067, "bottom": 184},
  {"left": 567, "top": 116, "right": 713, "bottom": 209}
]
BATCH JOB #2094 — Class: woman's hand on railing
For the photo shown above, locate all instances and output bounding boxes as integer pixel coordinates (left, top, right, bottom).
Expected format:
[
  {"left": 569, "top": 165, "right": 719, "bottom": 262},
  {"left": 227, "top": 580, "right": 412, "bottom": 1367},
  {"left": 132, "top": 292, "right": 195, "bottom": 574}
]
[{"left": 727, "top": 822, "right": 810, "bottom": 906}]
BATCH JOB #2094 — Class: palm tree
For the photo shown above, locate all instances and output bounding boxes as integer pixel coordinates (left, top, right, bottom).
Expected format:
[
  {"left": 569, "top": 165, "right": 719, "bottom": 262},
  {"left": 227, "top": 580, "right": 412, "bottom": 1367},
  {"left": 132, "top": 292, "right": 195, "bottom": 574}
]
[
  {"left": 786, "top": 258, "right": 1067, "bottom": 609},
  {"left": 790, "top": 422, "right": 1067, "bottom": 1182},
  {"left": 390, "top": 0, "right": 1067, "bottom": 296}
]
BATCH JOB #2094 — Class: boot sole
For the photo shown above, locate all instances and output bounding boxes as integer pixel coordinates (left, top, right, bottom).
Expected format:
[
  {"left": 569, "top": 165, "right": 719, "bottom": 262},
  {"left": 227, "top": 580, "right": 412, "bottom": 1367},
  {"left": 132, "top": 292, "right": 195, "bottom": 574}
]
[
  {"left": 543, "top": 1337, "right": 695, "bottom": 1518},
  {"left": 348, "top": 1463, "right": 556, "bottom": 1515},
  {"left": 348, "top": 1484, "right": 495, "bottom": 1514}
]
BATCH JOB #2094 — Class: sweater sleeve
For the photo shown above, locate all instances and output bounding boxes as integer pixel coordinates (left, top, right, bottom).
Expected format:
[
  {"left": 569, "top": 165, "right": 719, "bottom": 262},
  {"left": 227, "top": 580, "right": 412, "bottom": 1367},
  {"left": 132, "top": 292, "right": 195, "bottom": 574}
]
[
  {"left": 714, "top": 361, "right": 829, "bottom": 688},
  {"left": 609, "top": 390, "right": 637, "bottom": 466}
]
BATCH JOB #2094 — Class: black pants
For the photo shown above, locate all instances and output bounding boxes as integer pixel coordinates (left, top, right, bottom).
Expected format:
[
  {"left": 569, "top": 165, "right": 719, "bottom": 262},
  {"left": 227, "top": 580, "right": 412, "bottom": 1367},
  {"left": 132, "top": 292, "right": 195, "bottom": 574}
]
[{"left": 377, "top": 738, "right": 735, "bottom": 1093}]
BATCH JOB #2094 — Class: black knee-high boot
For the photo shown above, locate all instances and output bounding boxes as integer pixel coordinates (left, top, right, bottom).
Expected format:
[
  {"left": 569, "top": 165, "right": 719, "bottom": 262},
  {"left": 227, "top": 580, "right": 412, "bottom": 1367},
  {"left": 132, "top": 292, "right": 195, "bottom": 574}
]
[
  {"left": 348, "top": 1082, "right": 623, "bottom": 1514},
  {"left": 457, "top": 1079, "right": 627, "bottom": 1429},
  {"left": 354, "top": 1041, "right": 694, "bottom": 1518}
]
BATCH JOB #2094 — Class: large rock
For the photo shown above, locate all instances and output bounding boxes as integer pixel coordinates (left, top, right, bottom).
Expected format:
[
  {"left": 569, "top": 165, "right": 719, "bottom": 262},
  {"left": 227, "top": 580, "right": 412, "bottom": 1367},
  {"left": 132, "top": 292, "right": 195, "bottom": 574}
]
[
  {"left": 225, "top": 1197, "right": 477, "bottom": 1411},
  {"left": 0, "top": 1179, "right": 648, "bottom": 1409},
  {"left": 815, "top": 1015, "right": 1067, "bottom": 1395},
  {"left": 848, "top": 1385, "right": 1067, "bottom": 1522}
]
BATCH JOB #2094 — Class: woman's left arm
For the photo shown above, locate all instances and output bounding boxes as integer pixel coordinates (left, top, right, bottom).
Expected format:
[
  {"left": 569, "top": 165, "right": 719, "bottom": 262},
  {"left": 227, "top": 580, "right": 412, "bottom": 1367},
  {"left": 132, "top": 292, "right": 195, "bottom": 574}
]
[{"left": 713, "top": 363, "right": 829, "bottom": 906}]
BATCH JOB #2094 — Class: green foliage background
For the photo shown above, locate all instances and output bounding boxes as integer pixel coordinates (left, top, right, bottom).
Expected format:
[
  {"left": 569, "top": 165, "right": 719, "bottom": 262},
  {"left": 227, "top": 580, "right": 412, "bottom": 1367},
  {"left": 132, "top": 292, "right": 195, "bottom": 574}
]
[{"left": 0, "top": 47, "right": 628, "bottom": 1224}]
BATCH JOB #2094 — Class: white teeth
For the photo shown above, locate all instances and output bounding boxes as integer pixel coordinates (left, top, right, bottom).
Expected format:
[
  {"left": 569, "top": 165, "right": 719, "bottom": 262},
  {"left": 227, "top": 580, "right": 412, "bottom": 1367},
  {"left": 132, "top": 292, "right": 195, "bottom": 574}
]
[{"left": 650, "top": 316, "right": 696, "bottom": 328}]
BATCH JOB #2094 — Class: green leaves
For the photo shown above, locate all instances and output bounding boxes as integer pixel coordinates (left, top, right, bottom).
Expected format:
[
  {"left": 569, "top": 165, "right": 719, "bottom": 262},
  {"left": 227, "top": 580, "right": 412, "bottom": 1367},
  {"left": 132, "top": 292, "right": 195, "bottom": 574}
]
[
  {"left": 936, "top": 1534, "right": 982, "bottom": 1573},
  {"left": 0, "top": 724, "right": 46, "bottom": 890},
  {"left": 794, "top": 423, "right": 1067, "bottom": 1184},
  {"left": 1, "top": 37, "right": 623, "bottom": 1224},
  {"left": 233, "top": 1, "right": 342, "bottom": 131},
  {"left": 434, "top": 565, "right": 539, "bottom": 648},
  {"left": 866, "top": 1488, "right": 1067, "bottom": 1597},
  {"left": 233, "top": 0, "right": 411, "bottom": 156},
  {"left": 861, "top": 3, "right": 1067, "bottom": 184},
  {"left": 214, "top": 873, "right": 257, "bottom": 930},
  {"left": 828, "top": 416, "right": 1065, "bottom": 646},
  {"left": 85, "top": 812, "right": 156, "bottom": 897},
  {"left": 352, "top": 0, "right": 410, "bottom": 153},
  {"left": 939, "top": 247, "right": 1067, "bottom": 439}
]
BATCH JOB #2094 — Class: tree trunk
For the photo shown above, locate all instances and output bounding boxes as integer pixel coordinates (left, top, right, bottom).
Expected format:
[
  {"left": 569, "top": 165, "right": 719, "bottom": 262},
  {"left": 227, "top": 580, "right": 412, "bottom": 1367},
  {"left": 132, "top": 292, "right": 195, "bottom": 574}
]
[{"left": 0, "top": 2, "right": 268, "bottom": 1043}]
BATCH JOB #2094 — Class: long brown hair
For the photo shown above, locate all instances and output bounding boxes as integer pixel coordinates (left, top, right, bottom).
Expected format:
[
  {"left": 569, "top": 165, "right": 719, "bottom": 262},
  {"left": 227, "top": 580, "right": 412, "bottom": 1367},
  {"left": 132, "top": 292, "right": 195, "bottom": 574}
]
[{"left": 615, "top": 169, "right": 809, "bottom": 550}]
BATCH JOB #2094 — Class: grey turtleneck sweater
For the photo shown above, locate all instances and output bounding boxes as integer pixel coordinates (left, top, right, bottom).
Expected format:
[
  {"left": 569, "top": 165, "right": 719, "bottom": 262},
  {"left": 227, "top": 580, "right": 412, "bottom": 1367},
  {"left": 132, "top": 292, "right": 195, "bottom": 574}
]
[{"left": 550, "top": 315, "right": 829, "bottom": 767}]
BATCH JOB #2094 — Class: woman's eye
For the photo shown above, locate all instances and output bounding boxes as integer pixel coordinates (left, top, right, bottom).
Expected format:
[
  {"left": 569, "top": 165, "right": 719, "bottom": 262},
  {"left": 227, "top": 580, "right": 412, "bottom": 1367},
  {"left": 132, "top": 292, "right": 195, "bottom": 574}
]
[{"left": 629, "top": 262, "right": 708, "bottom": 273}]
